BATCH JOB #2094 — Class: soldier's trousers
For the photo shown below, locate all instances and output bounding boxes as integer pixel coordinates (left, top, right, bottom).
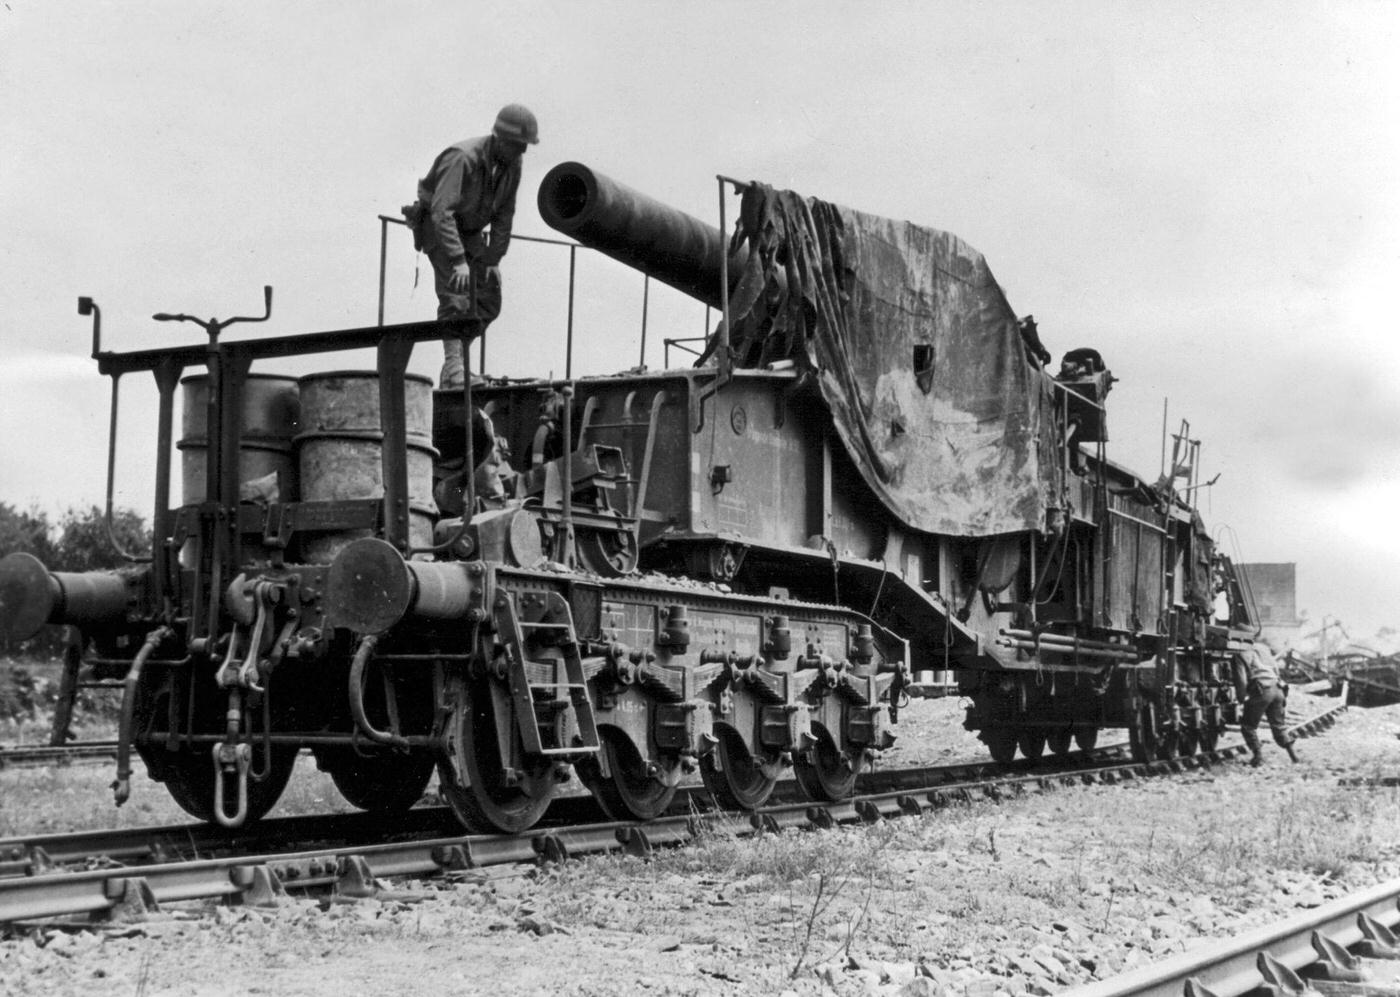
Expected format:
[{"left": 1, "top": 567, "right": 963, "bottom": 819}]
[
  {"left": 1241, "top": 682, "right": 1293, "bottom": 755},
  {"left": 429, "top": 246, "right": 503, "bottom": 389}
]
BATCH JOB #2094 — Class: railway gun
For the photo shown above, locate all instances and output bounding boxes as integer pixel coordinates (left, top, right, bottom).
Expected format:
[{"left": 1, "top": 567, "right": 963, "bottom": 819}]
[{"left": 0, "top": 160, "right": 1262, "bottom": 834}]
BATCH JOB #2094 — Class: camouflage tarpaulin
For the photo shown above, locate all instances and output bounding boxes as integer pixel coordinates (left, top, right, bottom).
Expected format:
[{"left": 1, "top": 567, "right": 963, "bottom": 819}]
[{"left": 725, "top": 183, "right": 1061, "bottom": 538}]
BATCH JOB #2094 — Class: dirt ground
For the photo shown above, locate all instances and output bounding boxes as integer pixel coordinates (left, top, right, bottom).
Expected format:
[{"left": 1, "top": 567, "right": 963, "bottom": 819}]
[{"left": 3, "top": 690, "right": 1400, "bottom": 997}]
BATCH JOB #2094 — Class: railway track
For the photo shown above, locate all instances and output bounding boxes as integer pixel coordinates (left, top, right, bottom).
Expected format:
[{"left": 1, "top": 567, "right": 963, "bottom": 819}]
[
  {"left": 0, "top": 743, "right": 1133, "bottom": 880},
  {"left": 0, "top": 702, "right": 1345, "bottom": 925},
  {"left": 0, "top": 740, "right": 118, "bottom": 769},
  {"left": 1062, "top": 875, "right": 1400, "bottom": 997}
]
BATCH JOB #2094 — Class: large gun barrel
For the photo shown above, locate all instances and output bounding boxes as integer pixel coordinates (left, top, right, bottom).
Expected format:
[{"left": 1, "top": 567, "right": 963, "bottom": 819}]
[
  {"left": 538, "top": 162, "right": 736, "bottom": 309},
  {"left": 0, "top": 552, "right": 139, "bottom": 642}
]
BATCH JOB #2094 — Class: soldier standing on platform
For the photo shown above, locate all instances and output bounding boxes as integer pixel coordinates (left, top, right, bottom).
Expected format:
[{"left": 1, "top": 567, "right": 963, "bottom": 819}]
[{"left": 406, "top": 104, "right": 539, "bottom": 388}]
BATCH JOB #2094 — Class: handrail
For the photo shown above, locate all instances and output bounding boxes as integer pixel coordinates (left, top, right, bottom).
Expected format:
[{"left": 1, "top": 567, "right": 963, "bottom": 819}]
[
  {"left": 375, "top": 212, "right": 711, "bottom": 378},
  {"left": 377, "top": 215, "right": 676, "bottom": 379}
]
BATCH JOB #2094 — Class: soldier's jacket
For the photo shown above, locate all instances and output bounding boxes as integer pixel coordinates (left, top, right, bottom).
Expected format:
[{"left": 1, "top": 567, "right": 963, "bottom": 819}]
[
  {"left": 415, "top": 135, "right": 521, "bottom": 268},
  {"left": 1236, "top": 644, "right": 1283, "bottom": 700}
]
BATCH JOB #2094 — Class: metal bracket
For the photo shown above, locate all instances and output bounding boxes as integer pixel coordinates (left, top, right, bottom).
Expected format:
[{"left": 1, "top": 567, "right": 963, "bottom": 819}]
[
  {"left": 98, "top": 877, "right": 159, "bottom": 924},
  {"left": 336, "top": 855, "right": 379, "bottom": 898},
  {"left": 1256, "top": 950, "right": 1309, "bottom": 997},
  {"left": 232, "top": 864, "right": 287, "bottom": 908},
  {"left": 1357, "top": 912, "right": 1400, "bottom": 959},
  {"left": 1309, "top": 930, "right": 1370, "bottom": 982}
]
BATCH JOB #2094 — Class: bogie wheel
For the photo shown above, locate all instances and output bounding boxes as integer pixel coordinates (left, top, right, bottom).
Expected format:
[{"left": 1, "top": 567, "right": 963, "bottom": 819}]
[
  {"left": 1073, "top": 727, "right": 1099, "bottom": 751},
  {"left": 1047, "top": 730, "right": 1074, "bottom": 756},
  {"left": 577, "top": 728, "right": 678, "bottom": 822},
  {"left": 438, "top": 677, "right": 554, "bottom": 834},
  {"left": 701, "top": 728, "right": 777, "bottom": 811},
  {"left": 141, "top": 743, "right": 299, "bottom": 824},
  {"left": 1198, "top": 724, "right": 1221, "bottom": 752},
  {"left": 794, "top": 729, "right": 861, "bottom": 802},
  {"left": 1017, "top": 729, "right": 1047, "bottom": 763},
  {"left": 1177, "top": 725, "right": 1201, "bottom": 757},
  {"left": 985, "top": 728, "right": 1018, "bottom": 764},
  {"left": 1128, "top": 710, "right": 1157, "bottom": 764},
  {"left": 315, "top": 747, "right": 435, "bottom": 813},
  {"left": 1155, "top": 727, "right": 1181, "bottom": 761}
]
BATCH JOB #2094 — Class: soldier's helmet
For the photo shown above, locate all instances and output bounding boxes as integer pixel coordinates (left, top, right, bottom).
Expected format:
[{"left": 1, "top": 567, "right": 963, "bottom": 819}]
[{"left": 493, "top": 104, "right": 539, "bottom": 145}]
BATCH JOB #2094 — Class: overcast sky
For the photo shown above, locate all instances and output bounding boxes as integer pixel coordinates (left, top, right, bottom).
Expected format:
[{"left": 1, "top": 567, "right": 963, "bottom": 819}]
[{"left": 1, "top": 1, "right": 1396, "bottom": 638}]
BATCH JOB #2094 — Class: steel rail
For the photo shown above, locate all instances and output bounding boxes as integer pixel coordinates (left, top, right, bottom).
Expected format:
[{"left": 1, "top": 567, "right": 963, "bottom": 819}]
[
  {"left": 0, "top": 700, "right": 1342, "bottom": 882},
  {"left": 0, "top": 791, "right": 622, "bottom": 880},
  {"left": 0, "top": 747, "right": 1117, "bottom": 880},
  {"left": 0, "top": 701, "right": 1345, "bottom": 924},
  {"left": 0, "top": 741, "right": 1268, "bottom": 923},
  {"left": 0, "top": 741, "right": 118, "bottom": 769},
  {"left": 1058, "top": 877, "right": 1400, "bottom": 997},
  {"left": 0, "top": 806, "right": 467, "bottom": 878}
]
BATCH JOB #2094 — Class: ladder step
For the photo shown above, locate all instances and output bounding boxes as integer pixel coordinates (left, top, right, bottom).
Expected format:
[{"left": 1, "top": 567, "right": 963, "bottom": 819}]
[{"left": 497, "top": 594, "right": 602, "bottom": 759}]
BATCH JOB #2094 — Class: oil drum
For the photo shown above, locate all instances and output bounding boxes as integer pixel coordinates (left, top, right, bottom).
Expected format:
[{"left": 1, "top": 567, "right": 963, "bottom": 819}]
[
  {"left": 295, "top": 371, "right": 437, "bottom": 563},
  {"left": 177, "top": 373, "right": 301, "bottom": 506}
]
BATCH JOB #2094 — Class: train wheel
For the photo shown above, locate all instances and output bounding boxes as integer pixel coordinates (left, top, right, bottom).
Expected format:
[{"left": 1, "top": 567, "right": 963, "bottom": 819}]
[
  {"left": 1198, "top": 724, "right": 1220, "bottom": 752},
  {"left": 701, "top": 728, "right": 777, "bottom": 811},
  {"left": 316, "top": 747, "right": 435, "bottom": 813},
  {"left": 439, "top": 679, "right": 554, "bottom": 834},
  {"left": 985, "top": 729, "right": 1018, "bottom": 764},
  {"left": 1128, "top": 711, "right": 1157, "bottom": 763},
  {"left": 1177, "top": 725, "right": 1200, "bottom": 757},
  {"left": 1073, "top": 727, "right": 1099, "bottom": 751},
  {"left": 145, "top": 744, "right": 299, "bottom": 824},
  {"left": 1155, "top": 727, "right": 1181, "bottom": 761},
  {"left": 793, "top": 730, "right": 861, "bottom": 802},
  {"left": 1047, "top": 730, "right": 1074, "bottom": 756},
  {"left": 1017, "top": 729, "right": 1047, "bottom": 762},
  {"left": 578, "top": 728, "right": 678, "bottom": 822}
]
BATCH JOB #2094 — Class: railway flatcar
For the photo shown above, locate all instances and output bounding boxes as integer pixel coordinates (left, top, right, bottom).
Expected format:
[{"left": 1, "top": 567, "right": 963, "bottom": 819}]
[{"left": 0, "top": 162, "right": 1260, "bottom": 833}]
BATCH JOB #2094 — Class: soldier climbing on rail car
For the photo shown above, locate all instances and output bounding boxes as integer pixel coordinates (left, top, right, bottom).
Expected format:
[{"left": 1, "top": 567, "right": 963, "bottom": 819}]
[
  {"left": 1234, "top": 643, "right": 1300, "bottom": 766},
  {"left": 404, "top": 103, "right": 539, "bottom": 389}
]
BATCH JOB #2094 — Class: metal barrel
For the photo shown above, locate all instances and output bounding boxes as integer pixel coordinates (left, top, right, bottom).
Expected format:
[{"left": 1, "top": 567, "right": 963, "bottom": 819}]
[
  {"left": 294, "top": 371, "right": 438, "bottom": 563},
  {"left": 537, "top": 161, "right": 737, "bottom": 309},
  {"left": 0, "top": 552, "right": 135, "bottom": 642},
  {"left": 178, "top": 373, "right": 301, "bottom": 505}
]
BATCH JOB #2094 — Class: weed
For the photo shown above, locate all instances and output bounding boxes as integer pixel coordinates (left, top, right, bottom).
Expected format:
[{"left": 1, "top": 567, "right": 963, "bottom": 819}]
[
  {"left": 825, "top": 868, "right": 877, "bottom": 966},
  {"left": 1070, "top": 849, "right": 1085, "bottom": 895},
  {"left": 1100, "top": 879, "right": 1116, "bottom": 932},
  {"left": 788, "top": 871, "right": 834, "bottom": 979}
]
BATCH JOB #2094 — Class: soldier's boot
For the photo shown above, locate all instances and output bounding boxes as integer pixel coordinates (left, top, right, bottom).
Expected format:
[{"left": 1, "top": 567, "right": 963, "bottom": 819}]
[
  {"left": 1243, "top": 729, "right": 1264, "bottom": 767},
  {"left": 1285, "top": 741, "right": 1299, "bottom": 764},
  {"left": 441, "top": 338, "right": 466, "bottom": 389}
]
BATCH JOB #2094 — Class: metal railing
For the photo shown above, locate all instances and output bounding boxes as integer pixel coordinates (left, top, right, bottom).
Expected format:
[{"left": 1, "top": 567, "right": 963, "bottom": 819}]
[{"left": 376, "top": 214, "right": 700, "bottom": 379}]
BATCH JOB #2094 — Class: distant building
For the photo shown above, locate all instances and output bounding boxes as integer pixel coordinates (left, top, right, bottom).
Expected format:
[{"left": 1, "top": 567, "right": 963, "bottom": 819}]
[{"left": 1238, "top": 562, "right": 1302, "bottom": 649}]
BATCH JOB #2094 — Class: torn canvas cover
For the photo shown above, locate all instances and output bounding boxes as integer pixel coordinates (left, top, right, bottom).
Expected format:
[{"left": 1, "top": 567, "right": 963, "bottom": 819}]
[{"left": 723, "top": 184, "right": 1062, "bottom": 538}]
